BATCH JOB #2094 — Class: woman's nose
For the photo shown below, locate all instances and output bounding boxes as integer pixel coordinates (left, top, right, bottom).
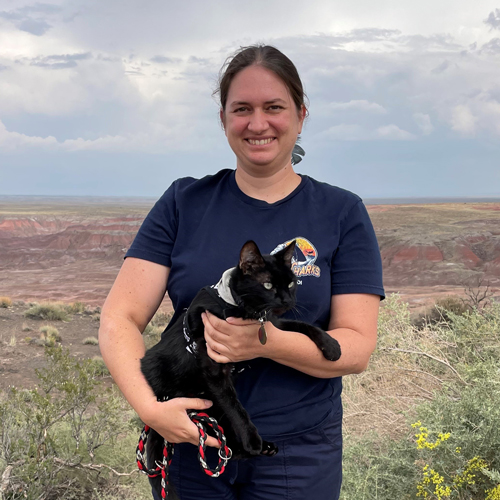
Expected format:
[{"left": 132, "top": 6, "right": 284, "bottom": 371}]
[{"left": 248, "top": 109, "right": 268, "bottom": 133}]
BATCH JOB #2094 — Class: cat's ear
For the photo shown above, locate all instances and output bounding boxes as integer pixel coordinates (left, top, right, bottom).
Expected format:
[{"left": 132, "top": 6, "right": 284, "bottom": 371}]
[
  {"left": 239, "top": 241, "right": 265, "bottom": 275},
  {"left": 276, "top": 240, "right": 296, "bottom": 269}
]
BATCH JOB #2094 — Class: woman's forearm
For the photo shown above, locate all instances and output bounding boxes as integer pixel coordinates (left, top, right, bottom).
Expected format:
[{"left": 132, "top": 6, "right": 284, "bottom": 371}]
[
  {"left": 98, "top": 314, "right": 158, "bottom": 421},
  {"left": 262, "top": 322, "right": 376, "bottom": 378}
]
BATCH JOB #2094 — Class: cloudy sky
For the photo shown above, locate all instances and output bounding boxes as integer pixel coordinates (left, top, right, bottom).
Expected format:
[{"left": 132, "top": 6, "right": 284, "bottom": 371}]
[{"left": 1, "top": 0, "right": 500, "bottom": 199}]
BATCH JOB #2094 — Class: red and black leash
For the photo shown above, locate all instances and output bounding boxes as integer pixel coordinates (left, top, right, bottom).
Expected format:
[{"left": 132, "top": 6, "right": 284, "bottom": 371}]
[{"left": 136, "top": 411, "right": 232, "bottom": 498}]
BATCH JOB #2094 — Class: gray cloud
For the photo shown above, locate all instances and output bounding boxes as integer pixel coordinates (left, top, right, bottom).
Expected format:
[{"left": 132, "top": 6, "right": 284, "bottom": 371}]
[
  {"left": 0, "top": 2, "right": 62, "bottom": 36},
  {"left": 431, "top": 60, "right": 451, "bottom": 74},
  {"left": 481, "top": 38, "right": 500, "bottom": 53},
  {"left": 188, "top": 56, "right": 211, "bottom": 65},
  {"left": 485, "top": 9, "right": 500, "bottom": 30},
  {"left": 29, "top": 53, "right": 92, "bottom": 69},
  {"left": 18, "top": 3, "right": 63, "bottom": 15},
  {"left": 18, "top": 18, "right": 51, "bottom": 36},
  {"left": 1, "top": 1, "right": 499, "bottom": 198},
  {"left": 349, "top": 28, "right": 402, "bottom": 41},
  {"left": 0, "top": 10, "right": 22, "bottom": 21},
  {"left": 150, "top": 55, "right": 181, "bottom": 64}
]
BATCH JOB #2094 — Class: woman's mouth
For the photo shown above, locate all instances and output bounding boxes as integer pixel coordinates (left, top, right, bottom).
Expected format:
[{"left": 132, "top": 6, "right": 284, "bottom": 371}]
[{"left": 246, "top": 138, "right": 275, "bottom": 145}]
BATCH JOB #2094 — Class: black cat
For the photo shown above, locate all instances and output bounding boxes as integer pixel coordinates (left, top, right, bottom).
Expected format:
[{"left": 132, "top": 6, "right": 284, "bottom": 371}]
[{"left": 141, "top": 240, "right": 341, "bottom": 493}]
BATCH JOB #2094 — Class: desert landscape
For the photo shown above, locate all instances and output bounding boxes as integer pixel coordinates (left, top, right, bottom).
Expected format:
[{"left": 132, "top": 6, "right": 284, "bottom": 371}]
[
  {"left": 1, "top": 196, "right": 500, "bottom": 499},
  {"left": 1, "top": 196, "right": 499, "bottom": 309},
  {"left": 1, "top": 195, "right": 499, "bottom": 389}
]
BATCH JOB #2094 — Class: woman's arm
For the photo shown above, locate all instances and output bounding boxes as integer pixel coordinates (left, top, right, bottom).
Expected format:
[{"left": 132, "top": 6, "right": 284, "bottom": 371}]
[
  {"left": 99, "top": 257, "right": 217, "bottom": 447},
  {"left": 202, "top": 293, "right": 380, "bottom": 378}
]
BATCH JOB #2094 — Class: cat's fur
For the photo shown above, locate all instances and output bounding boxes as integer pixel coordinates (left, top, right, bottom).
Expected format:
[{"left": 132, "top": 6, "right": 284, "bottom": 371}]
[{"left": 141, "top": 240, "right": 341, "bottom": 495}]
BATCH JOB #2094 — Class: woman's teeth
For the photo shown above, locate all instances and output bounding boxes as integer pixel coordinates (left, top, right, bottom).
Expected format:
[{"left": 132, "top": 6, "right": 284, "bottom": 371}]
[{"left": 247, "top": 138, "right": 274, "bottom": 145}]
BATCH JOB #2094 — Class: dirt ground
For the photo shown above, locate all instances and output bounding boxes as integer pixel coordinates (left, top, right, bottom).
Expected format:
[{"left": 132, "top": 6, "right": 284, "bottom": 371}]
[{"left": 0, "top": 302, "right": 104, "bottom": 390}]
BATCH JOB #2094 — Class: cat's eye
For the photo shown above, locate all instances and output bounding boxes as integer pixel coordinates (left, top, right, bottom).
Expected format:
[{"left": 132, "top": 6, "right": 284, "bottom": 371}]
[
  {"left": 288, "top": 282, "right": 295, "bottom": 288},
  {"left": 263, "top": 282, "right": 273, "bottom": 290}
]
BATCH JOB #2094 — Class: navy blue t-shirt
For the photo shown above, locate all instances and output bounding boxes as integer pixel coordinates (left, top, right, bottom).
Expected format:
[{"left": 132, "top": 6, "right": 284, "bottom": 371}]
[{"left": 126, "top": 169, "right": 384, "bottom": 439}]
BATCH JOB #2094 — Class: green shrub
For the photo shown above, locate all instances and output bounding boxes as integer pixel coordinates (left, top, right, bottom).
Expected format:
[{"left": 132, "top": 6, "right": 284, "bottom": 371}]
[
  {"left": 412, "top": 295, "right": 470, "bottom": 328},
  {"left": 83, "top": 306, "right": 101, "bottom": 316},
  {"left": 142, "top": 311, "right": 171, "bottom": 349},
  {"left": 90, "top": 356, "right": 110, "bottom": 377},
  {"left": 0, "top": 346, "right": 141, "bottom": 499},
  {"left": 341, "top": 299, "right": 500, "bottom": 500},
  {"left": 150, "top": 310, "right": 173, "bottom": 327},
  {"left": 435, "top": 295, "right": 470, "bottom": 316},
  {"left": 24, "top": 302, "right": 70, "bottom": 321},
  {"left": 83, "top": 336, "right": 99, "bottom": 345},
  {"left": 40, "top": 325, "right": 62, "bottom": 342},
  {"left": 143, "top": 324, "right": 163, "bottom": 349}
]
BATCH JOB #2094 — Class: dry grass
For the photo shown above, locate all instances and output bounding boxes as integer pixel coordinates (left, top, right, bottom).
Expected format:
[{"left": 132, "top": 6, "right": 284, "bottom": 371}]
[
  {"left": 142, "top": 311, "right": 171, "bottom": 349},
  {"left": 65, "top": 301, "right": 86, "bottom": 314},
  {"left": 83, "top": 336, "right": 99, "bottom": 345},
  {"left": 24, "top": 302, "right": 70, "bottom": 321},
  {"left": 342, "top": 294, "right": 467, "bottom": 440},
  {"left": 150, "top": 310, "right": 173, "bottom": 326},
  {"left": 0, "top": 296, "right": 12, "bottom": 308},
  {"left": 40, "top": 325, "right": 62, "bottom": 342}
]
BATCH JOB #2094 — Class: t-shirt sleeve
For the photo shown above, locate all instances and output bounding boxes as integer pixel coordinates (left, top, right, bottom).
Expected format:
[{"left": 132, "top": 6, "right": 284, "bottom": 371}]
[
  {"left": 124, "top": 183, "right": 178, "bottom": 267},
  {"left": 331, "top": 200, "right": 385, "bottom": 299}
]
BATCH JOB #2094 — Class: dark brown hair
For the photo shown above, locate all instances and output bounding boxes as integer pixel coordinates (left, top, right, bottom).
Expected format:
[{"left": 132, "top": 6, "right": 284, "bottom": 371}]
[{"left": 215, "top": 45, "right": 308, "bottom": 116}]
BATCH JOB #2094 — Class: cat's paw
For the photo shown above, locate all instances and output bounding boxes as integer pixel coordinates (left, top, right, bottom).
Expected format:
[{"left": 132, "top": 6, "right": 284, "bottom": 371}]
[
  {"left": 320, "top": 338, "right": 342, "bottom": 361},
  {"left": 239, "top": 430, "right": 263, "bottom": 457},
  {"left": 260, "top": 440, "right": 278, "bottom": 456}
]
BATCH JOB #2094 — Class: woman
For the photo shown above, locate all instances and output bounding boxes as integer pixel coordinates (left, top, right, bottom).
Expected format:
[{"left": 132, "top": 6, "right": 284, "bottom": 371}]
[{"left": 99, "top": 45, "right": 384, "bottom": 499}]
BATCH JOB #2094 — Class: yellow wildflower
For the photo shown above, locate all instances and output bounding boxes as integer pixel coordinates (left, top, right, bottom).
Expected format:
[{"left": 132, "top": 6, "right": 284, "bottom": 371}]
[
  {"left": 453, "top": 456, "right": 488, "bottom": 487},
  {"left": 414, "top": 425, "right": 451, "bottom": 450},
  {"left": 486, "top": 485, "right": 500, "bottom": 500}
]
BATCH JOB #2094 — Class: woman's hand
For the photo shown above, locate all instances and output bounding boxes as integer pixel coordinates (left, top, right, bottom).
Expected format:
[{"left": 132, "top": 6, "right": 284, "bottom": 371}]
[
  {"left": 202, "top": 312, "right": 263, "bottom": 363},
  {"left": 141, "top": 397, "right": 220, "bottom": 449}
]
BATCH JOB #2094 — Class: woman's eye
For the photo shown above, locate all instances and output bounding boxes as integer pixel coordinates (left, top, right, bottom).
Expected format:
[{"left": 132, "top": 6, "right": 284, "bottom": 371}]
[
  {"left": 263, "top": 283, "right": 273, "bottom": 290},
  {"left": 288, "top": 282, "right": 295, "bottom": 288}
]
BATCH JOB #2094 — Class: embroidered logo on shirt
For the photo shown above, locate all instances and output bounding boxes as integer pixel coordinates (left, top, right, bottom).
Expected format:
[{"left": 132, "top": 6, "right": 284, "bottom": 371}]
[{"left": 271, "top": 237, "right": 321, "bottom": 278}]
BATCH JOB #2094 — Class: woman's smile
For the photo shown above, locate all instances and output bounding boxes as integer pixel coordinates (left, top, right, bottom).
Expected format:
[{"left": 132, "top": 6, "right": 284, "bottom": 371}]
[
  {"left": 245, "top": 137, "right": 276, "bottom": 146},
  {"left": 221, "top": 64, "right": 305, "bottom": 175}
]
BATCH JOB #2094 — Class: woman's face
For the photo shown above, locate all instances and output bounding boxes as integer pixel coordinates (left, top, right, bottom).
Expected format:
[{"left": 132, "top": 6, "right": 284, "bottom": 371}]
[{"left": 221, "top": 64, "right": 306, "bottom": 175}]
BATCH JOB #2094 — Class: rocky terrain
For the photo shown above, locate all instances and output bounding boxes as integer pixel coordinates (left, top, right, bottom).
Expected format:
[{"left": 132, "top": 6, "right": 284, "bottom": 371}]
[
  {"left": 0, "top": 196, "right": 161, "bottom": 307},
  {"left": 370, "top": 202, "right": 500, "bottom": 309},
  {"left": 0, "top": 197, "right": 499, "bottom": 311},
  {"left": 0, "top": 196, "right": 499, "bottom": 391}
]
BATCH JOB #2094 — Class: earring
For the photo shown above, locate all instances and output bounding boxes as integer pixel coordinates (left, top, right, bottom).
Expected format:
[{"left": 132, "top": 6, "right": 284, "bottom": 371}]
[{"left": 291, "top": 139, "right": 305, "bottom": 165}]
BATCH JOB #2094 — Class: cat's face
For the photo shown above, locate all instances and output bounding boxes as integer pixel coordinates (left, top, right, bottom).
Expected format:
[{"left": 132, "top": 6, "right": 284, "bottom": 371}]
[{"left": 232, "top": 240, "right": 297, "bottom": 316}]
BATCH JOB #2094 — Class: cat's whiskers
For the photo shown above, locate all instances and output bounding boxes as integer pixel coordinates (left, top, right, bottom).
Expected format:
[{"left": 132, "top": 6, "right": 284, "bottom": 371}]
[
  {"left": 289, "top": 307, "right": 301, "bottom": 320},
  {"left": 292, "top": 303, "right": 307, "bottom": 314}
]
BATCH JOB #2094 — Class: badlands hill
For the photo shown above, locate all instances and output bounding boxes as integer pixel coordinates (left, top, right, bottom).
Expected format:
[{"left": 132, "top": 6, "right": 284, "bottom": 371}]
[{"left": 0, "top": 197, "right": 499, "bottom": 309}]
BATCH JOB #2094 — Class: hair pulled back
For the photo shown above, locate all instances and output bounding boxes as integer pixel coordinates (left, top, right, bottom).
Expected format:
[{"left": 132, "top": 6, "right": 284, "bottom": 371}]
[{"left": 215, "top": 45, "right": 308, "bottom": 115}]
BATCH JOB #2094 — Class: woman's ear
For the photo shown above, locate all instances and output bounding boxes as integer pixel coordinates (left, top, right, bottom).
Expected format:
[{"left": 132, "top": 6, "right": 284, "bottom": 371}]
[
  {"left": 219, "top": 108, "right": 226, "bottom": 133},
  {"left": 298, "top": 104, "right": 307, "bottom": 134}
]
